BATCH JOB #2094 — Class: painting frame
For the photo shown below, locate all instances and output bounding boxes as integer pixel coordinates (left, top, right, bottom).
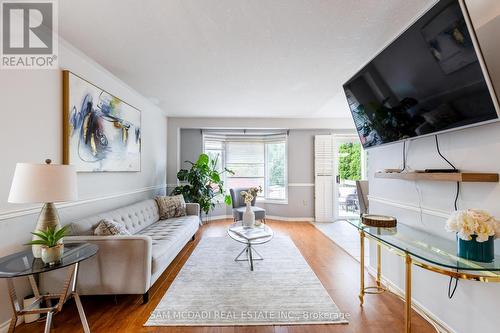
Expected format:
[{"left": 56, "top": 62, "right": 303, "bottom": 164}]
[{"left": 63, "top": 70, "right": 142, "bottom": 172}]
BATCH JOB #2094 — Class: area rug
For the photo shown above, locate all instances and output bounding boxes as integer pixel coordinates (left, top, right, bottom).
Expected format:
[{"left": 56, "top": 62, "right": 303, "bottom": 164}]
[{"left": 145, "top": 235, "right": 348, "bottom": 326}]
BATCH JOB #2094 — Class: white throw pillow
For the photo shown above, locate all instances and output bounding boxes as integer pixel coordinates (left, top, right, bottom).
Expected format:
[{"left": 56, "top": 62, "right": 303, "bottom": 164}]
[{"left": 94, "top": 218, "right": 131, "bottom": 236}]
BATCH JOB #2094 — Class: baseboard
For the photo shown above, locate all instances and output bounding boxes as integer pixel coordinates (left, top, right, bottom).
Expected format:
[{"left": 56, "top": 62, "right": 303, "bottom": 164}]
[
  {"left": 0, "top": 320, "right": 8, "bottom": 333},
  {"left": 266, "top": 215, "right": 314, "bottom": 222},
  {"left": 202, "top": 214, "right": 232, "bottom": 222},
  {"left": 202, "top": 215, "right": 314, "bottom": 222},
  {"left": 0, "top": 316, "right": 23, "bottom": 333}
]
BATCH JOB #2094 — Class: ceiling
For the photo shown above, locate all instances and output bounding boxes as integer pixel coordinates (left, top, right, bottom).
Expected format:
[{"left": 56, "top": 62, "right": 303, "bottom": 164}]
[{"left": 59, "top": 0, "right": 435, "bottom": 118}]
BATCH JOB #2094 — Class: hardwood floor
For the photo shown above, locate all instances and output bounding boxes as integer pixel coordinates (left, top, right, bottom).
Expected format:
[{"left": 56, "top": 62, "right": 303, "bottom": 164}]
[{"left": 16, "top": 220, "right": 435, "bottom": 333}]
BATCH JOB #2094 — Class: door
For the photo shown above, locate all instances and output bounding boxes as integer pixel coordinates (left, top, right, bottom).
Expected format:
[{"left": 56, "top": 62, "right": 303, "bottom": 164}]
[
  {"left": 314, "top": 135, "right": 334, "bottom": 222},
  {"left": 334, "top": 136, "right": 364, "bottom": 219}
]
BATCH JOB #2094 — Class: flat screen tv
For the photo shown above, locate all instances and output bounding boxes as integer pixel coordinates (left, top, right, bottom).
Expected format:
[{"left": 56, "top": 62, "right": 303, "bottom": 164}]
[{"left": 343, "top": 0, "right": 500, "bottom": 149}]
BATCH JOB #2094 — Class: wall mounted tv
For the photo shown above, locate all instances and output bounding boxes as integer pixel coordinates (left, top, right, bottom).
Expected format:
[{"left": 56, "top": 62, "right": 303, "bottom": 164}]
[{"left": 343, "top": 0, "right": 500, "bottom": 149}]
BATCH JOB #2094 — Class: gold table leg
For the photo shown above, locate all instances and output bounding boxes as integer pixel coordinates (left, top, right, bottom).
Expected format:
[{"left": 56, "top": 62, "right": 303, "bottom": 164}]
[
  {"left": 70, "top": 262, "right": 91, "bottom": 333},
  {"left": 44, "top": 312, "right": 53, "bottom": 333},
  {"left": 405, "top": 254, "right": 412, "bottom": 333},
  {"left": 376, "top": 243, "right": 382, "bottom": 287},
  {"left": 28, "top": 275, "right": 40, "bottom": 298},
  {"left": 7, "top": 279, "right": 20, "bottom": 333},
  {"left": 359, "top": 230, "right": 365, "bottom": 305},
  {"left": 5, "top": 263, "right": 91, "bottom": 333}
]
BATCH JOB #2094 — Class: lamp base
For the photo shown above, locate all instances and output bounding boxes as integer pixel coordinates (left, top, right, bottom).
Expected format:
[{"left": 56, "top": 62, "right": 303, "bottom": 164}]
[{"left": 32, "top": 203, "right": 61, "bottom": 258}]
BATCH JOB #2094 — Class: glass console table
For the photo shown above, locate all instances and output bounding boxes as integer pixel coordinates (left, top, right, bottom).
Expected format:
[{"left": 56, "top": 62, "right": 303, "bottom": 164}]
[{"left": 346, "top": 219, "right": 499, "bottom": 333}]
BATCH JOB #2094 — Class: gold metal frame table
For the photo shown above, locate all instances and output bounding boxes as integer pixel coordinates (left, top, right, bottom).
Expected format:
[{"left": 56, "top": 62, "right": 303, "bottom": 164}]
[
  {"left": 0, "top": 243, "right": 98, "bottom": 333},
  {"left": 347, "top": 220, "right": 500, "bottom": 333}
]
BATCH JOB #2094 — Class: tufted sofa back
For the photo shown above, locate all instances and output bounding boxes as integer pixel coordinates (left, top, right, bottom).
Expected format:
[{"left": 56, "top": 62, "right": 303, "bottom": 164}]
[{"left": 70, "top": 199, "right": 160, "bottom": 235}]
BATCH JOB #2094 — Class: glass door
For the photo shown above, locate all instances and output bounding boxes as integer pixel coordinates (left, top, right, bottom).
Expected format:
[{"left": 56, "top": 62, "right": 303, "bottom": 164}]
[{"left": 334, "top": 136, "right": 365, "bottom": 219}]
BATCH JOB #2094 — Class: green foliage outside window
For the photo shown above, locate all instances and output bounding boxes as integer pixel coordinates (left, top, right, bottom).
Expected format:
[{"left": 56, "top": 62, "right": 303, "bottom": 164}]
[
  {"left": 268, "top": 143, "right": 285, "bottom": 186},
  {"left": 338, "top": 143, "right": 361, "bottom": 181}
]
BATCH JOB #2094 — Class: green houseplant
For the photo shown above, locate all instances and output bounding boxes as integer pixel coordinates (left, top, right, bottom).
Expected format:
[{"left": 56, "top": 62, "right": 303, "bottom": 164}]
[
  {"left": 172, "top": 153, "right": 234, "bottom": 215},
  {"left": 26, "top": 225, "right": 70, "bottom": 265}
]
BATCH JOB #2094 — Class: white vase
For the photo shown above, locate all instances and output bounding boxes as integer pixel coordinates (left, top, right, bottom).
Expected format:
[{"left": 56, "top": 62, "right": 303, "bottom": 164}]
[
  {"left": 242, "top": 203, "right": 255, "bottom": 228},
  {"left": 41, "top": 244, "right": 64, "bottom": 265}
]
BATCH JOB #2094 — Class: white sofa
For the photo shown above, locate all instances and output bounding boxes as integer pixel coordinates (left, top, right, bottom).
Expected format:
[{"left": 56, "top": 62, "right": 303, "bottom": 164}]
[{"left": 41, "top": 199, "right": 200, "bottom": 303}]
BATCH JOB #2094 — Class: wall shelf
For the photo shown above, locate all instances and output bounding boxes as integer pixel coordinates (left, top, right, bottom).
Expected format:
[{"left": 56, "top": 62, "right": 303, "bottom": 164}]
[{"left": 375, "top": 171, "right": 499, "bottom": 183}]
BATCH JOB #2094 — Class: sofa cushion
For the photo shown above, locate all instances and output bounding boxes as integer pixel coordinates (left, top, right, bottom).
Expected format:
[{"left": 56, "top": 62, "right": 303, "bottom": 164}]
[
  {"left": 155, "top": 195, "right": 186, "bottom": 219},
  {"left": 137, "top": 215, "right": 199, "bottom": 276},
  {"left": 94, "top": 219, "right": 131, "bottom": 236},
  {"left": 70, "top": 199, "right": 160, "bottom": 236}
]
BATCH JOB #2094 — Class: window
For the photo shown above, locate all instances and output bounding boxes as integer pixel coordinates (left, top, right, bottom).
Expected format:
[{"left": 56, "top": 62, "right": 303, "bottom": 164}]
[
  {"left": 203, "top": 132, "right": 287, "bottom": 201},
  {"left": 226, "top": 142, "right": 265, "bottom": 195},
  {"left": 204, "top": 139, "right": 224, "bottom": 173},
  {"left": 266, "top": 142, "right": 286, "bottom": 199}
]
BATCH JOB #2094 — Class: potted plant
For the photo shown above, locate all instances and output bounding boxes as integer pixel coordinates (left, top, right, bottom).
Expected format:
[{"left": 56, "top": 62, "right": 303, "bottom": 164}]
[
  {"left": 26, "top": 225, "right": 69, "bottom": 265},
  {"left": 446, "top": 209, "right": 499, "bottom": 262},
  {"left": 172, "top": 153, "right": 234, "bottom": 217},
  {"left": 240, "top": 186, "right": 262, "bottom": 227}
]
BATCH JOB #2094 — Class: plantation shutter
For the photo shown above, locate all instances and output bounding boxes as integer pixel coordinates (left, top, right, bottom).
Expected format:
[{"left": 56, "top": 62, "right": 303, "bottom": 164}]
[{"left": 314, "top": 135, "right": 334, "bottom": 222}]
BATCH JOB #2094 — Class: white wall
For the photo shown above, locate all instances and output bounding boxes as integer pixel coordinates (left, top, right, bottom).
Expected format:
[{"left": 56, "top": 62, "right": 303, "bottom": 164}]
[
  {"left": 167, "top": 118, "right": 355, "bottom": 220},
  {"left": 0, "top": 39, "right": 167, "bottom": 327},
  {"left": 368, "top": 125, "right": 500, "bottom": 333},
  {"left": 367, "top": 1, "right": 500, "bottom": 332}
]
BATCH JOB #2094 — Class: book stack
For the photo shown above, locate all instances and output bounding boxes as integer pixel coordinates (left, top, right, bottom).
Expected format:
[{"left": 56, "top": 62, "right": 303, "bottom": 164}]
[{"left": 229, "top": 225, "right": 271, "bottom": 240}]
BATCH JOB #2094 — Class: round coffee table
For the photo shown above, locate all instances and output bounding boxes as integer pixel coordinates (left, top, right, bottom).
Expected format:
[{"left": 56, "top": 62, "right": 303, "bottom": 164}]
[{"left": 227, "top": 222, "right": 274, "bottom": 271}]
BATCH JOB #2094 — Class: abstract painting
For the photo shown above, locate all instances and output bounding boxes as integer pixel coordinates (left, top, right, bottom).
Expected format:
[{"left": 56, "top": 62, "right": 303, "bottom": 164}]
[
  {"left": 421, "top": 3, "right": 477, "bottom": 75},
  {"left": 63, "top": 71, "right": 141, "bottom": 172}
]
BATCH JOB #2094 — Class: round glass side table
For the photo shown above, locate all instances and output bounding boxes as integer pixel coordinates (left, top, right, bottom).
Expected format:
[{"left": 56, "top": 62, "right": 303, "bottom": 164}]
[{"left": 0, "top": 243, "right": 98, "bottom": 333}]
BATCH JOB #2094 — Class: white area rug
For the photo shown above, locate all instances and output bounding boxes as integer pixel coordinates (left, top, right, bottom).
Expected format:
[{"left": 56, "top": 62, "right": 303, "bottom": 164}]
[{"left": 145, "top": 235, "right": 348, "bottom": 326}]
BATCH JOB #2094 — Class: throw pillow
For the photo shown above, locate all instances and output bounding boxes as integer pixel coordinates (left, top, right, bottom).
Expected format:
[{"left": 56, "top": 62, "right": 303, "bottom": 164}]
[
  {"left": 94, "top": 218, "right": 131, "bottom": 236},
  {"left": 155, "top": 195, "right": 187, "bottom": 219}
]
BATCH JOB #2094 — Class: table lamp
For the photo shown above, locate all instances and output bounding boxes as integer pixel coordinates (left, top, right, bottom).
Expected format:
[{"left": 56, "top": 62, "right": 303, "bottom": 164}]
[{"left": 8, "top": 159, "right": 77, "bottom": 258}]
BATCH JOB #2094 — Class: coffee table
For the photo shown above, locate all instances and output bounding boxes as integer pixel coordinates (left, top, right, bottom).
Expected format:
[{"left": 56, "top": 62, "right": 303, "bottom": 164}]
[{"left": 227, "top": 222, "right": 274, "bottom": 271}]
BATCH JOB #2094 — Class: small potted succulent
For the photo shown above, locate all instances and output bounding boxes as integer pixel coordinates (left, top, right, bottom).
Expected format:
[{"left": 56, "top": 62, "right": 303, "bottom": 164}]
[
  {"left": 446, "top": 209, "right": 499, "bottom": 262},
  {"left": 26, "top": 225, "right": 69, "bottom": 265}
]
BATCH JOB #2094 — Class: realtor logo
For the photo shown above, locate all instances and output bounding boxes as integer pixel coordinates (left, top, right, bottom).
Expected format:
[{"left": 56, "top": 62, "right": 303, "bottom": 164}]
[{"left": 1, "top": 0, "right": 58, "bottom": 69}]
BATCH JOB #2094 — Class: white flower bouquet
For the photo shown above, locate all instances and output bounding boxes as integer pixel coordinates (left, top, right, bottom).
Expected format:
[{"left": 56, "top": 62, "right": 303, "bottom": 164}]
[
  {"left": 240, "top": 186, "right": 263, "bottom": 205},
  {"left": 445, "top": 209, "right": 500, "bottom": 242}
]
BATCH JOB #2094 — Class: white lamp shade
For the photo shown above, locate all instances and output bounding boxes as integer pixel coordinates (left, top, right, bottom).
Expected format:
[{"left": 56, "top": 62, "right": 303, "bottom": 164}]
[{"left": 8, "top": 163, "right": 78, "bottom": 203}]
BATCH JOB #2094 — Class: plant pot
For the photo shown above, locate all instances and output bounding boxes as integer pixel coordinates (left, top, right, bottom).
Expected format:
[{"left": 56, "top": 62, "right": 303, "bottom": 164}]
[
  {"left": 457, "top": 235, "right": 494, "bottom": 263},
  {"left": 242, "top": 203, "right": 255, "bottom": 228},
  {"left": 41, "top": 244, "right": 64, "bottom": 265}
]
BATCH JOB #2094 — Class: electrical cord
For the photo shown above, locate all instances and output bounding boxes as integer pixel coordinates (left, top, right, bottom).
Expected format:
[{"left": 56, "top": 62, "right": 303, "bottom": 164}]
[
  {"left": 434, "top": 135, "right": 456, "bottom": 170},
  {"left": 448, "top": 272, "right": 459, "bottom": 298},
  {"left": 435, "top": 136, "right": 460, "bottom": 210},
  {"left": 434, "top": 135, "right": 460, "bottom": 298},
  {"left": 453, "top": 182, "right": 460, "bottom": 211}
]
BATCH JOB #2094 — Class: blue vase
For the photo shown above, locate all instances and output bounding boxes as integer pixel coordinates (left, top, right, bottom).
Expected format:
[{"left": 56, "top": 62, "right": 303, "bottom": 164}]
[{"left": 457, "top": 235, "right": 494, "bottom": 263}]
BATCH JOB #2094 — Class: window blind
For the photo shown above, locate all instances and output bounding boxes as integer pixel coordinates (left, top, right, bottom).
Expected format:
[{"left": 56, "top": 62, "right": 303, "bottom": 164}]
[{"left": 202, "top": 130, "right": 288, "bottom": 201}]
